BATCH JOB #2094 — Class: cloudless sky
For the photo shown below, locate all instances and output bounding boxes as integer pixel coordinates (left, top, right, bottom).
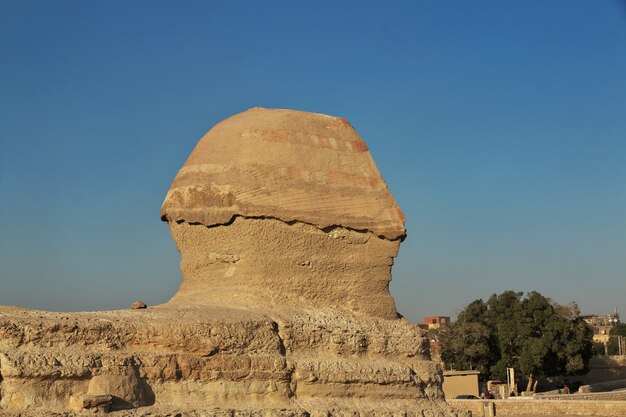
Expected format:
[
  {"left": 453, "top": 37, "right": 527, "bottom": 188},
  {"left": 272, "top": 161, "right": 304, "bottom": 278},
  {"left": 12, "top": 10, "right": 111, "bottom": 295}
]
[{"left": 1, "top": 1, "right": 625, "bottom": 322}]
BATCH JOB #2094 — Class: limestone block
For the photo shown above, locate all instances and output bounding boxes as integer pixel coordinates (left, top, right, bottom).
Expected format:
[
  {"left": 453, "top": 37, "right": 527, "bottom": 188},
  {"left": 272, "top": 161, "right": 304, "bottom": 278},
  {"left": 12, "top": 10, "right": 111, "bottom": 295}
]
[
  {"left": 69, "top": 393, "right": 113, "bottom": 411},
  {"left": 87, "top": 366, "right": 155, "bottom": 409}
]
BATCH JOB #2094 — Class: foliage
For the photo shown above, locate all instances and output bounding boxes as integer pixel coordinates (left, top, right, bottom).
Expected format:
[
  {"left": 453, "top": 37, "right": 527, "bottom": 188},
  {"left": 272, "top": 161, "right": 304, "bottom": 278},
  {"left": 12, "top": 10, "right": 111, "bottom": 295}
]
[
  {"left": 438, "top": 299, "right": 495, "bottom": 376},
  {"left": 607, "top": 323, "right": 626, "bottom": 355},
  {"left": 611, "top": 323, "right": 626, "bottom": 337},
  {"left": 591, "top": 341, "right": 606, "bottom": 356},
  {"left": 439, "top": 291, "right": 593, "bottom": 384}
]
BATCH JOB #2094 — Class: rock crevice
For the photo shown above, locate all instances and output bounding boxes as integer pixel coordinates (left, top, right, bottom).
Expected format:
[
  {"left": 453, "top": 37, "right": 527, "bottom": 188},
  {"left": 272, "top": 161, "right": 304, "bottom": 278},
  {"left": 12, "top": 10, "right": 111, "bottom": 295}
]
[{"left": 178, "top": 213, "right": 406, "bottom": 243}]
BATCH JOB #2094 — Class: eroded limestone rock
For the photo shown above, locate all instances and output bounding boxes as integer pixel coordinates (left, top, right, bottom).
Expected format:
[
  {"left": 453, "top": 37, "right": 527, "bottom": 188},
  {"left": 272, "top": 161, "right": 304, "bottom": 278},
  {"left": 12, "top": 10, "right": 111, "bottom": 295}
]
[
  {"left": 69, "top": 394, "right": 113, "bottom": 412},
  {"left": 167, "top": 217, "right": 400, "bottom": 319},
  {"left": 0, "top": 108, "right": 463, "bottom": 417},
  {"left": 160, "top": 108, "right": 405, "bottom": 240},
  {"left": 161, "top": 107, "right": 405, "bottom": 319},
  {"left": 0, "top": 306, "right": 454, "bottom": 416}
]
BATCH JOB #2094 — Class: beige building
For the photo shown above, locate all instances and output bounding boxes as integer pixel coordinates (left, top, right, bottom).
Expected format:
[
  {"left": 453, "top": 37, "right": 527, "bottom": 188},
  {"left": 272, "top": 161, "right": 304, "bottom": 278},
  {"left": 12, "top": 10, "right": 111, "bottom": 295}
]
[
  {"left": 580, "top": 311, "right": 620, "bottom": 344},
  {"left": 418, "top": 315, "right": 451, "bottom": 330},
  {"left": 442, "top": 370, "right": 480, "bottom": 399},
  {"left": 417, "top": 316, "right": 451, "bottom": 358}
]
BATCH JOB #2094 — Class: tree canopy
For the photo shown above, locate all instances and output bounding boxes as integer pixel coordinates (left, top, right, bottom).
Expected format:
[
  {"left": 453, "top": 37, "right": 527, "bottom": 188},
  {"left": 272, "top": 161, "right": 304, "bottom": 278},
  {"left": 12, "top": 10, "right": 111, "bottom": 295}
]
[
  {"left": 439, "top": 291, "right": 593, "bottom": 387},
  {"left": 607, "top": 323, "right": 626, "bottom": 355}
]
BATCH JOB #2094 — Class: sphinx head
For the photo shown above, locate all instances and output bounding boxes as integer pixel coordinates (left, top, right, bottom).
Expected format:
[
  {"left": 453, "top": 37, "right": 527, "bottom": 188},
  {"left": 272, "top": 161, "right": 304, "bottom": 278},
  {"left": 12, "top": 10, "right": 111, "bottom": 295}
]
[{"left": 161, "top": 108, "right": 405, "bottom": 319}]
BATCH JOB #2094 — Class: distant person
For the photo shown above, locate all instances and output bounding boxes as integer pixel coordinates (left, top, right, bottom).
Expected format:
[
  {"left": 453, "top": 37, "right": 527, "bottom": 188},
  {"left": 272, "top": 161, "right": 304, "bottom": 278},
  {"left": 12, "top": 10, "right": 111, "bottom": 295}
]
[
  {"left": 484, "top": 389, "right": 492, "bottom": 399},
  {"left": 562, "top": 384, "right": 570, "bottom": 394}
]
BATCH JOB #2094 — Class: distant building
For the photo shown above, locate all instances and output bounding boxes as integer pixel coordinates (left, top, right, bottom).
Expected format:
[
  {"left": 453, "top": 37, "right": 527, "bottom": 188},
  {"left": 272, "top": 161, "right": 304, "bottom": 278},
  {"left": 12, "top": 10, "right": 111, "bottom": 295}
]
[
  {"left": 417, "top": 316, "right": 451, "bottom": 359},
  {"left": 418, "top": 315, "right": 451, "bottom": 330},
  {"left": 580, "top": 310, "right": 620, "bottom": 344},
  {"left": 442, "top": 370, "right": 480, "bottom": 399}
]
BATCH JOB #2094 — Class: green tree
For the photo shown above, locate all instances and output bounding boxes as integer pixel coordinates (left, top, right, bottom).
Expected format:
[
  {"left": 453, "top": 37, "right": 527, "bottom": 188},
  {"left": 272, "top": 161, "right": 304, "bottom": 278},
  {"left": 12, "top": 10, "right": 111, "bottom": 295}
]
[
  {"left": 439, "top": 300, "right": 494, "bottom": 377},
  {"left": 611, "top": 323, "right": 626, "bottom": 336},
  {"left": 485, "top": 291, "right": 525, "bottom": 380},
  {"left": 439, "top": 291, "right": 593, "bottom": 391},
  {"left": 607, "top": 323, "right": 626, "bottom": 355},
  {"left": 591, "top": 341, "right": 606, "bottom": 356}
]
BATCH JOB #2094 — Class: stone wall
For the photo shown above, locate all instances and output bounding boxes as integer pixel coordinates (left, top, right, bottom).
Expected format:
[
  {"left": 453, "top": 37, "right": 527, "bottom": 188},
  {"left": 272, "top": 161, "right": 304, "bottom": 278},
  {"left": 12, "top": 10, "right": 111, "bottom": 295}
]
[
  {"left": 579, "top": 355, "right": 626, "bottom": 384},
  {"left": 442, "top": 371, "right": 480, "bottom": 399},
  {"left": 449, "top": 398, "right": 626, "bottom": 417},
  {"left": 536, "top": 389, "right": 626, "bottom": 401}
]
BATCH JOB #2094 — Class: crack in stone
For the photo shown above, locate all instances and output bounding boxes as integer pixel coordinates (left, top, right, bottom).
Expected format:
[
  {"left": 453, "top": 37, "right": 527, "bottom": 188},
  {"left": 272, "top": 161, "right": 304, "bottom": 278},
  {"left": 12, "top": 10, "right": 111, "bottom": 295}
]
[{"left": 169, "top": 213, "right": 405, "bottom": 243}]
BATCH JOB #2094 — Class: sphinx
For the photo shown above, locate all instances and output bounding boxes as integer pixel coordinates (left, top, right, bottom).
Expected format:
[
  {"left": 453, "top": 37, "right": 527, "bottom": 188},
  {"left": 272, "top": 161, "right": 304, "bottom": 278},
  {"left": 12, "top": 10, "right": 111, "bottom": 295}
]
[{"left": 0, "top": 108, "right": 462, "bottom": 417}]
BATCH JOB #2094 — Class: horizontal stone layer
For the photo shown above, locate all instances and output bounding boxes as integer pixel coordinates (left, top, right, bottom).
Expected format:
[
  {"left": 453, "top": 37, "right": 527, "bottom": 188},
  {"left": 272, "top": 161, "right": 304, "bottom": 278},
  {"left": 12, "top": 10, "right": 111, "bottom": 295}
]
[
  {"left": 0, "top": 306, "right": 456, "bottom": 415},
  {"left": 160, "top": 107, "right": 406, "bottom": 240}
]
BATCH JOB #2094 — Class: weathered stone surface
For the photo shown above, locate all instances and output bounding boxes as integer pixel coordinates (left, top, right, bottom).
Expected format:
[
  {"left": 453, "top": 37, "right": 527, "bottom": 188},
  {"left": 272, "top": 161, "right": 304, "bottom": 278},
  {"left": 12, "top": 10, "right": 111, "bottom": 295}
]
[
  {"left": 131, "top": 300, "right": 147, "bottom": 309},
  {"left": 162, "top": 107, "right": 404, "bottom": 319},
  {"left": 0, "top": 306, "right": 457, "bottom": 415},
  {"left": 0, "top": 108, "right": 457, "bottom": 416},
  {"left": 167, "top": 217, "right": 400, "bottom": 319},
  {"left": 69, "top": 393, "right": 113, "bottom": 411},
  {"left": 161, "top": 107, "right": 405, "bottom": 241},
  {"left": 87, "top": 366, "right": 154, "bottom": 409},
  {"left": 0, "top": 307, "right": 288, "bottom": 412}
]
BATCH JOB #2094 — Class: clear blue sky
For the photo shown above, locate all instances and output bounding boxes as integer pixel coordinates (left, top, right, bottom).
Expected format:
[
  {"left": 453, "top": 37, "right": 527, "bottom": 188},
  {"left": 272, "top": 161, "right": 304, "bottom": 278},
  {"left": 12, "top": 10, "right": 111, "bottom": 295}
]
[{"left": 1, "top": 1, "right": 625, "bottom": 322}]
